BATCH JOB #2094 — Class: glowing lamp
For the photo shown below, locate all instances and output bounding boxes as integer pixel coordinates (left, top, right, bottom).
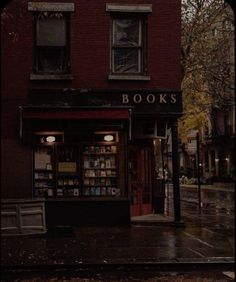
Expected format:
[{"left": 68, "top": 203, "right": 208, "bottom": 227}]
[
  {"left": 104, "top": 135, "right": 114, "bottom": 142},
  {"left": 46, "top": 136, "right": 56, "bottom": 143}
]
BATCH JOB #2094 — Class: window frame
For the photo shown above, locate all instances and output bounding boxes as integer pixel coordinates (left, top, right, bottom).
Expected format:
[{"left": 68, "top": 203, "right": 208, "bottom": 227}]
[
  {"left": 33, "top": 11, "right": 70, "bottom": 75},
  {"left": 110, "top": 14, "right": 147, "bottom": 76}
]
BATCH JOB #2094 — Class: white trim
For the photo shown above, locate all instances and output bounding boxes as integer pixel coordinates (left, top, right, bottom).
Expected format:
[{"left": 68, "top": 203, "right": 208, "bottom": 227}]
[
  {"left": 106, "top": 4, "right": 152, "bottom": 13},
  {"left": 30, "top": 74, "right": 74, "bottom": 80},
  {"left": 108, "top": 75, "right": 150, "bottom": 81},
  {"left": 28, "top": 2, "right": 75, "bottom": 12}
]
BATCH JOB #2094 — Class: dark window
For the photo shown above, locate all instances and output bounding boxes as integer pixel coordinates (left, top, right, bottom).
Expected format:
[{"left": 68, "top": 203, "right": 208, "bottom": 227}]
[
  {"left": 205, "top": 151, "right": 209, "bottom": 171},
  {"left": 111, "top": 16, "right": 146, "bottom": 74},
  {"left": 142, "top": 122, "right": 155, "bottom": 135},
  {"left": 34, "top": 12, "right": 69, "bottom": 74},
  {"left": 211, "top": 150, "right": 215, "bottom": 167}
]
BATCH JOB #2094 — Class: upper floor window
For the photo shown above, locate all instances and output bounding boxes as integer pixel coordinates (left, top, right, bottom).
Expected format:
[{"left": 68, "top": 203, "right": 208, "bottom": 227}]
[
  {"left": 112, "top": 17, "right": 144, "bottom": 74},
  {"left": 34, "top": 12, "right": 69, "bottom": 74},
  {"left": 106, "top": 4, "right": 152, "bottom": 80},
  {"left": 28, "top": 2, "right": 74, "bottom": 78}
]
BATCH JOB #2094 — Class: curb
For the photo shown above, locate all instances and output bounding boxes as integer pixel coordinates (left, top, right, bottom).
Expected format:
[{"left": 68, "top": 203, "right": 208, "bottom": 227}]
[{"left": 2, "top": 260, "right": 235, "bottom": 278}]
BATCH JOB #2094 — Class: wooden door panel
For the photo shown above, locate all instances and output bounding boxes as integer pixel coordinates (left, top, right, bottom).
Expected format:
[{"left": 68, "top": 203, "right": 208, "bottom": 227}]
[{"left": 129, "top": 145, "right": 152, "bottom": 216}]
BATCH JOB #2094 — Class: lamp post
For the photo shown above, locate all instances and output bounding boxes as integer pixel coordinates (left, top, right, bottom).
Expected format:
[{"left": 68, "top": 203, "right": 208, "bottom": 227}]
[{"left": 196, "top": 132, "right": 202, "bottom": 212}]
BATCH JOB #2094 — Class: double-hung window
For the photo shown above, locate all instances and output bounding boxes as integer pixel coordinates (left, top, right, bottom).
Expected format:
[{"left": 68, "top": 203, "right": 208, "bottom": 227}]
[
  {"left": 34, "top": 11, "right": 69, "bottom": 74},
  {"left": 106, "top": 4, "right": 152, "bottom": 80},
  {"left": 28, "top": 2, "right": 74, "bottom": 77},
  {"left": 112, "top": 17, "right": 143, "bottom": 74}
]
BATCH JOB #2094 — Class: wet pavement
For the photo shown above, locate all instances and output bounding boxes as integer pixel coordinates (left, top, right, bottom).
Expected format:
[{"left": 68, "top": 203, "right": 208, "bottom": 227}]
[
  {"left": 1, "top": 183, "right": 235, "bottom": 280},
  {"left": 1, "top": 270, "right": 234, "bottom": 281}
]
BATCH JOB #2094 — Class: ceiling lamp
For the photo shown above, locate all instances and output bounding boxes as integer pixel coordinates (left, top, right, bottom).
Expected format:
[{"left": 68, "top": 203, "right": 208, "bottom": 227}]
[
  {"left": 104, "top": 134, "right": 114, "bottom": 142},
  {"left": 46, "top": 136, "right": 56, "bottom": 143}
]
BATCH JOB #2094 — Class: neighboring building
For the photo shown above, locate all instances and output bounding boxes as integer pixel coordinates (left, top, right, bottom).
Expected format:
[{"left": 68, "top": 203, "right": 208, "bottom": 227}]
[
  {"left": 180, "top": 4, "right": 235, "bottom": 183},
  {"left": 201, "top": 6, "right": 235, "bottom": 182},
  {"left": 201, "top": 106, "right": 235, "bottom": 182},
  {"left": 1, "top": 0, "right": 182, "bottom": 229}
]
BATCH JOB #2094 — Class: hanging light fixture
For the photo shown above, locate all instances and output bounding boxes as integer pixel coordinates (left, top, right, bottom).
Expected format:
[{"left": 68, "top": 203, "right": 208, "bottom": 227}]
[
  {"left": 104, "top": 134, "right": 114, "bottom": 142},
  {"left": 46, "top": 136, "right": 56, "bottom": 143}
]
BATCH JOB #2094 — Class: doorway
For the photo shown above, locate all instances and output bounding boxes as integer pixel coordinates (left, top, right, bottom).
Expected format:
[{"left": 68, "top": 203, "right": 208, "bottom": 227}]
[{"left": 129, "top": 145, "right": 152, "bottom": 216}]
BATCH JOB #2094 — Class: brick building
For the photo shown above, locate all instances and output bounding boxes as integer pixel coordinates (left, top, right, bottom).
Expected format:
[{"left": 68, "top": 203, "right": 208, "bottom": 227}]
[{"left": 1, "top": 0, "right": 182, "bottom": 230}]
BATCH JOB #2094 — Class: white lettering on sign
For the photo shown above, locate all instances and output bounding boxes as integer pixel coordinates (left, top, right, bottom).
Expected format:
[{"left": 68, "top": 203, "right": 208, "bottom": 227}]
[
  {"left": 147, "top": 94, "right": 155, "bottom": 103},
  {"left": 122, "top": 94, "right": 129, "bottom": 104},
  {"left": 133, "top": 94, "right": 142, "bottom": 103},
  {"left": 159, "top": 94, "right": 167, "bottom": 103},
  {"left": 121, "top": 93, "right": 178, "bottom": 104},
  {"left": 170, "top": 94, "right": 177, "bottom": 103}
]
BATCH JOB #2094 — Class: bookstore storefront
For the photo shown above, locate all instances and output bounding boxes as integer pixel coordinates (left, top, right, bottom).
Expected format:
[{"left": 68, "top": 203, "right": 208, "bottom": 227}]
[
  {"left": 20, "top": 107, "right": 131, "bottom": 226},
  {"left": 19, "top": 90, "right": 182, "bottom": 226}
]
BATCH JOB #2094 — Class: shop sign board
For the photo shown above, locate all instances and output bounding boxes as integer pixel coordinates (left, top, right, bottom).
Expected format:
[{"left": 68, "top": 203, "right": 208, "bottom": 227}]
[
  {"left": 81, "top": 91, "right": 182, "bottom": 115},
  {"left": 29, "top": 89, "right": 183, "bottom": 116}
]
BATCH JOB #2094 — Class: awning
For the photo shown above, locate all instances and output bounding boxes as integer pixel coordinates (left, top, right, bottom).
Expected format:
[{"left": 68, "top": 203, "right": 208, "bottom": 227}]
[
  {"left": 21, "top": 108, "right": 130, "bottom": 120},
  {"left": 19, "top": 106, "right": 132, "bottom": 140}
]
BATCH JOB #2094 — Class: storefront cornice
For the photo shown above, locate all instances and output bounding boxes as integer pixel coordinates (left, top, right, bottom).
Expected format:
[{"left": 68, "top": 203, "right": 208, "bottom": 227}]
[
  {"left": 20, "top": 105, "right": 134, "bottom": 109},
  {"left": 27, "top": 89, "right": 182, "bottom": 116},
  {"left": 29, "top": 88, "right": 181, "bottom": 95}
]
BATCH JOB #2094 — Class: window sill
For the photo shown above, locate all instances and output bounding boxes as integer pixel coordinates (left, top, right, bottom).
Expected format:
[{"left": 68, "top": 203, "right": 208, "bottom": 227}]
[
  {"left": 30, "top": 74, "right": 74, "bottom": 81},
  {"left": 108, "top": 74, "right": 151, "bottom": 81}
]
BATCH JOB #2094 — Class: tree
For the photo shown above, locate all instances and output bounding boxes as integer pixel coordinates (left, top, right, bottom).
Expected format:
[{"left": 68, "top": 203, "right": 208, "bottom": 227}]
[{"left": 179, "top": 0, "right": 234, "bottom": 142}]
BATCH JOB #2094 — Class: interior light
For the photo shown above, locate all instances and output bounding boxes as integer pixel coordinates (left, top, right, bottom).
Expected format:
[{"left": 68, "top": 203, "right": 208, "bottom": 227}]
[
  {"left": 46, "top": 136, "right": 56, "bottom": 143},
  {"left": 104, "top": 135, "right": 114, "bottom": 142}
]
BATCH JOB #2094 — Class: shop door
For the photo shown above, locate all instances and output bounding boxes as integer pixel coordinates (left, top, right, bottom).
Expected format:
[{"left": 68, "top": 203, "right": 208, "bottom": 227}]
[{"left": 129, "top": 146, "right": 152, "bottom": 216}]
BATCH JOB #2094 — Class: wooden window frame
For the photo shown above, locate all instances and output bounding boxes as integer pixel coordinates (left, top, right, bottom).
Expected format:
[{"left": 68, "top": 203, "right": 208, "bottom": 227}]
[
  {"left": 110, "top": 15, "right": 148, "bottom": 76},
  {"left": 33, "top": 11, "right": 70, "bottom": 75}
]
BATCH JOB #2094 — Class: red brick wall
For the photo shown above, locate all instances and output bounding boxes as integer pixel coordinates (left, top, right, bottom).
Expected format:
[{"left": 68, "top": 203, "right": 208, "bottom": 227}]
[
  {"left": 1, "top": 0, "right": 181, "bottom": 198},
  {"left": 70, "top": 0, "right": 181, "bottom": 90}
]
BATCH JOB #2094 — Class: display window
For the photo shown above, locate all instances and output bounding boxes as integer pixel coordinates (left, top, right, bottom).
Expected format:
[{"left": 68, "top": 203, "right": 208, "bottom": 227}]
[{"left": 33, "top": 131, "right": 122, "bottom": 198}]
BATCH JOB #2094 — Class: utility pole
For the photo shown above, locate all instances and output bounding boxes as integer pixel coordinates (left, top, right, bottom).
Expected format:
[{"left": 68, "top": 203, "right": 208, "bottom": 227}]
[
  {"left": 196, "top": 132, "right": 202, "bottom": 212},
  {"left": 171, "top": 122, "right": 182, "bottom": 223}
]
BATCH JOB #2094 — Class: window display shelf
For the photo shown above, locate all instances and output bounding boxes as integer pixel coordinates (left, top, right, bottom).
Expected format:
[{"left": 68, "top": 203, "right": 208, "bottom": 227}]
[
  {"left": 82, "top": 144, "right": 119, "bottom": 197},
  {"left": 33, "top": 134, "right": 122, "bottom": 198}
]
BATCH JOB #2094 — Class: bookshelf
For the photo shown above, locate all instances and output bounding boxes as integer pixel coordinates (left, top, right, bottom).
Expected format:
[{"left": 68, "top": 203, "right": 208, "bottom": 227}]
[
  {"left": 34, "top": 145, "right": 54, "bottom": 197},
  {"left": 33, "top": 132, "right": 122, "bottom": 198},
  {"left": 82, "top": 144, "right": 120, "bottom": 196},
  {"left": 56, "top": 145, "right": 80, "bottom": 197}
]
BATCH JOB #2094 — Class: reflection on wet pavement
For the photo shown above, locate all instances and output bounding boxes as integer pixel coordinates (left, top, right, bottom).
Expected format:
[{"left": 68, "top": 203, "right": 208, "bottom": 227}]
[{"left": 1, "top": 185, "right": 234, "bottom": 270}]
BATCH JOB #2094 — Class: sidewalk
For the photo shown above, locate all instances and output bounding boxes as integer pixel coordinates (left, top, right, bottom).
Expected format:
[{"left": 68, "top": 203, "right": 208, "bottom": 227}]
[
  {"left": 1, "top": 216, "right": 234, "bottom": 272},
  {"left": 180, "top": 182, "right": 235, "bottom": 191},
  {"left": 1, "top": 183, "right": 234, "bottom": 276}
]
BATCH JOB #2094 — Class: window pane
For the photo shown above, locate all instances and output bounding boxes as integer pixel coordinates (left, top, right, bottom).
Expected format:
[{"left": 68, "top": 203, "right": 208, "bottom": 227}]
[
  {"left": 37, "top": 18, "right": 66, "bottom": 46},
  {"left": 36, "top": 48, "right": 67, "bottom": 73},
  {"left": 113, "top": 48, "right": 140, "bottom": 73},
  {"left": 113, "top": 19, "right": 140, "bottom": 46}
]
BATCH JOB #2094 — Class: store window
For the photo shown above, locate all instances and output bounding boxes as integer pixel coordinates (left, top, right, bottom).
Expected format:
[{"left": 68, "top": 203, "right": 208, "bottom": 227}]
[
  {"left": 34, "top": 11, "right": 69, "bottom": 74},
  {"left": 33, "top": 132, "right": 122, "bottom": 198}
]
